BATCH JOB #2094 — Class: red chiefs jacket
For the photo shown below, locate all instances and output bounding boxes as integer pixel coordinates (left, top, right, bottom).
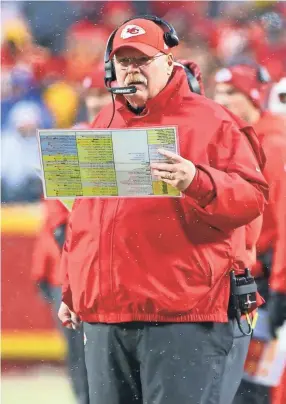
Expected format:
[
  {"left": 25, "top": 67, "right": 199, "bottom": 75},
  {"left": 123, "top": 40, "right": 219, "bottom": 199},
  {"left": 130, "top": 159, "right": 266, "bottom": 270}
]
[
  {"left": 250, "top": 112, "right": 286, "bottom": 293},
  {"left": 32, "top": 200, "right": 69, "bottom": 286},
  {"left": 61, "top": 66, "right": 268, "bottom": 323}
]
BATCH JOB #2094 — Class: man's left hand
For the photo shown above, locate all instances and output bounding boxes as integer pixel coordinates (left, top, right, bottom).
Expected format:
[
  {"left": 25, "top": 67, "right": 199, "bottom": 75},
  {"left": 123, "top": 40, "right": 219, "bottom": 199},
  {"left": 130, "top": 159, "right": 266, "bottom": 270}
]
[{"left": 150, "top": 149, "right": 196, "bottom": 191}]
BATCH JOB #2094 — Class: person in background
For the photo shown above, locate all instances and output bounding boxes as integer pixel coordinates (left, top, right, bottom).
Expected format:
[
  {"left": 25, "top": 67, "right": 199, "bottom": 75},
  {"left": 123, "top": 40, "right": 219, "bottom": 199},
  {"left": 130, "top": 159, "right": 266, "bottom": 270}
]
[
  {"left": 1, "top": 64, "right": 54, "bottom": 130},
  {"left": 180, "top": 58, "right": 265, "bottom": 404},
  {"left": 63, "top": 21, "right": 109, "bottom": 84},
  {"left": 1, "top": 100, "right": 44, "bottom": 203},
  {"left": 81, "top": 64, "right": 111, "bottom": 124},
  {"left": 268, "top": 77, "right": 286, "bottom": 117},
  {"left": 214, "top": 64, "right": 286, "bottom": 404},
  {"left": 59, "top": 16, "right": 268, "bottom": 404},
  {"left": 43, "top": 81, "right": 79, "bottom": 128}
]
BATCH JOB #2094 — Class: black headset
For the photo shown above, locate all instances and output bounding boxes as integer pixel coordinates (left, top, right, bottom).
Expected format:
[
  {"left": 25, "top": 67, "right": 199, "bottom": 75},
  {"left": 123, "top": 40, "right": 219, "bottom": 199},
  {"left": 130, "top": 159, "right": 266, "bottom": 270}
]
[
  {"left": 104, "top": 15, "right": 201, "bottom": 95},
  {"left": 256, "top": 65, "right": 271, "bottom": 84}
]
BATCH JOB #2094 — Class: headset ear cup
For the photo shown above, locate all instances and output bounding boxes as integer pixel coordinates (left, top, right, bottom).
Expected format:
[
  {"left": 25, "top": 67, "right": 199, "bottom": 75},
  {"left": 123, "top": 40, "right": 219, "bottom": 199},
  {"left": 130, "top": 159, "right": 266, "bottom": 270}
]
[
  {"left": 164, "top": 32, "right": 179, "bottom": 48},
  {"left": 111, "top": 60, "right": 116, "bottom": 82},
  {"left": 257, "top": 66, "right": 271, "bottom": 84},
  {"left": 105, "top": 60, "right": 116, "bottom": 85}
]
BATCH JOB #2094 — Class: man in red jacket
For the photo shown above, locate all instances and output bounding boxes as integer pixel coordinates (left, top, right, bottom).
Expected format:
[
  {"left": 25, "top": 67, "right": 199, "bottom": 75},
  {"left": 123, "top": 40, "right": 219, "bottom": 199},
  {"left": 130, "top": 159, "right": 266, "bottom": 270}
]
[
  {"left": 58, "top": 17, "right": 268, "bottom": 404},
  {"left": 214, "top": 64, "right": 286, "bottom": 404}
]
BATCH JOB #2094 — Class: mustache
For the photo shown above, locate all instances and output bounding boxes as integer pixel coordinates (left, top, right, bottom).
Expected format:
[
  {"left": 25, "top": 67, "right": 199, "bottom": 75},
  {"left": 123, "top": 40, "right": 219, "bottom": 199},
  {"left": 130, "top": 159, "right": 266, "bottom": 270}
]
[{"left": 125, "top": 73, "right": 147, "bottom": 86}]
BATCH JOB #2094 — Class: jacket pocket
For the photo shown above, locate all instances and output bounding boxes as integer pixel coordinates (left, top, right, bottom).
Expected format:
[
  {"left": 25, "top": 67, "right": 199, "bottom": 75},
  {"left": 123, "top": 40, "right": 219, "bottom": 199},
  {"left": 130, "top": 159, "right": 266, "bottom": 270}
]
[
  {"left": 186, "top": 244, "right": 215, "bottom": 288},
  {"left": 189, "top": 242, "right": 232, "bottom": 289}
]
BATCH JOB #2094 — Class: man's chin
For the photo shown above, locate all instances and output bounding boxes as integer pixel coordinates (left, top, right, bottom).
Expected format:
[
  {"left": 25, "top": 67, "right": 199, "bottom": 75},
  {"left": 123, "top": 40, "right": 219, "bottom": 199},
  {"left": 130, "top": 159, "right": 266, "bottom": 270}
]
[{"left": 125, "top": 91, "right": 148, "bottom": 107}]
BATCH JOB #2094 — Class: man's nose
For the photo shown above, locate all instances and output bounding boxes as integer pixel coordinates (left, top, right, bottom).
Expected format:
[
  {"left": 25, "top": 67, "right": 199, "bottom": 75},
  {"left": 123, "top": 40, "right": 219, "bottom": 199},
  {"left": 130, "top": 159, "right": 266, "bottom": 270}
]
[{"left": 126, "top": 63, "right": 140, "bottom": 73}]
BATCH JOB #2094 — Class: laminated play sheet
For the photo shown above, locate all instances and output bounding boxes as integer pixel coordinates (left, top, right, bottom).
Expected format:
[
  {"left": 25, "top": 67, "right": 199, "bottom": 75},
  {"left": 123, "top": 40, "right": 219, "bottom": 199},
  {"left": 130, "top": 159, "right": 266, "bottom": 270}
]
[
  {"left": 37, "top": 127, "right": 181, "bottom": 199},
  {"left": 33, "top": 165, "right": 75, "bottom": 211}
]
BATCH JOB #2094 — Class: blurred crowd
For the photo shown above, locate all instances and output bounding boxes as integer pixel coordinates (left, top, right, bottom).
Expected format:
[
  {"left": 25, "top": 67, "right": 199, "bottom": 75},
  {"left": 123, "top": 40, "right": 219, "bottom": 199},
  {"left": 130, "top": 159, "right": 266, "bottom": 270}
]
[{"left": 1, "top": 0, "right": 286, "bottom": 203}]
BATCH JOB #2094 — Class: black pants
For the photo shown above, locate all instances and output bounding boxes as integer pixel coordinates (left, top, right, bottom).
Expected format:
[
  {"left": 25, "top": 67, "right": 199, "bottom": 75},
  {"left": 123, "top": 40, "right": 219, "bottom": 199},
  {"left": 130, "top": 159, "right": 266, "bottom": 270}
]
[
  {"left": 83, "top": 321, "right": 239, "bottom": 404},
  {"left": 219, "top": 320, "right": 252, "bottom": 404},
  {"left": 232, "top": 380, "right": 270, "bottom": 404}
]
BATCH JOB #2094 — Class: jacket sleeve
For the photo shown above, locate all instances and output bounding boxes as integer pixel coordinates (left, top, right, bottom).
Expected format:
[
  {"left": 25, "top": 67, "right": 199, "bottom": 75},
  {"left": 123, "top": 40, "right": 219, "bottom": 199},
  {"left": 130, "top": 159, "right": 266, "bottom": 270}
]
[
  {"left": 262, "top": 136, "right": 286, "bottom": 293},
  {"left": 183, "top": 120, "right": 269, "bottom": 233}
]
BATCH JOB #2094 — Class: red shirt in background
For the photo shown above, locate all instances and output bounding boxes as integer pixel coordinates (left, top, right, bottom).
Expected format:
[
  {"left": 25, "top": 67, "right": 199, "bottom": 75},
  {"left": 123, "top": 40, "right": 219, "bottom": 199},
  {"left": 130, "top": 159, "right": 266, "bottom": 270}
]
[
  {"left": 250, "top": 112, "right": 286, "bottom": 292},
  {"left": 32, "top": 200, "right": 69, "bottom": 286}
]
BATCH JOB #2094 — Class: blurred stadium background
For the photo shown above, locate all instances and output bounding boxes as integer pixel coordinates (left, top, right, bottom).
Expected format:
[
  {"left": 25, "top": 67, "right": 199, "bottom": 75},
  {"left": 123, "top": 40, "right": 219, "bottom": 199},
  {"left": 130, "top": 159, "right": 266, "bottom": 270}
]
[{"left": 1, "top": 1, "right": 286, "bottom": 403}]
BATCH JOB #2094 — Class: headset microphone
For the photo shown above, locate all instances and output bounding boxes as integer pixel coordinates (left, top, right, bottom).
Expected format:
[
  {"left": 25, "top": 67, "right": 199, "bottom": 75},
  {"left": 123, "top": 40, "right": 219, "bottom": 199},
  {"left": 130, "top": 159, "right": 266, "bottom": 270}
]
[{"left": 107, "top": 85, "right": 137, "bottom": 95}]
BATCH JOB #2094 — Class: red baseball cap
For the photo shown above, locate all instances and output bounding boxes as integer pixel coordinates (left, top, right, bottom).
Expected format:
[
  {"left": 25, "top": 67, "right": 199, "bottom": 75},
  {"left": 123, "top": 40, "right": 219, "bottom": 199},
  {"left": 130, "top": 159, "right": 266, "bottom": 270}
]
[
  {"left": 215, "top": 65, "right": 265, "bottom": 109},
  {"left": 109, "top": 18, "right": 170, "bottom": 59}
]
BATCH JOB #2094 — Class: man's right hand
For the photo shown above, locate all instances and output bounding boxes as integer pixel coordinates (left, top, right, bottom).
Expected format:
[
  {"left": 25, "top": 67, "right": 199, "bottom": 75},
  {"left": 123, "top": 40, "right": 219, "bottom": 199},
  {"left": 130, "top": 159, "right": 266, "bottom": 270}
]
[{"left": 58, "top": 301, "right": 81, "bottom": 330}]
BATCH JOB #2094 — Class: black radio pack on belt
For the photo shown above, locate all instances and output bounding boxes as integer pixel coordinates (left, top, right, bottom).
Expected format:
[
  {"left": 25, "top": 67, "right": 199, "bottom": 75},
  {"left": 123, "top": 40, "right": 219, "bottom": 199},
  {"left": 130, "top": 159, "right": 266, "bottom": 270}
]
[{"left": 229, "top": 268, "right": 258, "bottom": 336}]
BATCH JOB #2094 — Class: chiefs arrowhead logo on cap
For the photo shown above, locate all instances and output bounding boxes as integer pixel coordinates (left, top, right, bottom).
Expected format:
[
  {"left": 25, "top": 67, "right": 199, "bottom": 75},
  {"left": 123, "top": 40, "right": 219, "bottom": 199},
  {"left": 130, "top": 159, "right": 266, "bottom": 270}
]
[{"left": 120, "top": 25, "right": 146, "bottom": 39}]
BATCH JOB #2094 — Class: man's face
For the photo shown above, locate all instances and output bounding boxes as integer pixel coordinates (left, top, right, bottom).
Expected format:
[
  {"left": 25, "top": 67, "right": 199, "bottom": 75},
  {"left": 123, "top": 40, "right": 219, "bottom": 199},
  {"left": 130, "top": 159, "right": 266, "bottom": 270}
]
[
  {"left": 214, "top": 83, "right": 251, "bottom": 118},
  {"left": 113, "top": 48, "right": 174, "bottom": 107}
]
